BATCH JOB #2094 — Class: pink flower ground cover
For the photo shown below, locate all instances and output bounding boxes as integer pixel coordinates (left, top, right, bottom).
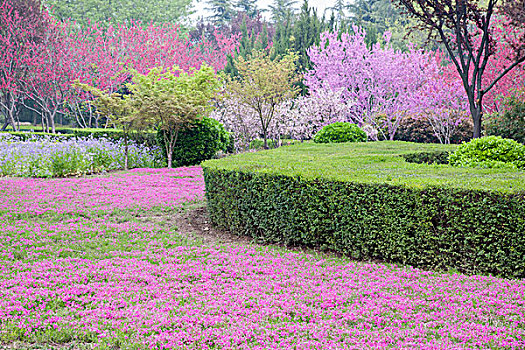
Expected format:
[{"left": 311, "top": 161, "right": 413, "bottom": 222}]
[{"left": 1, "top": 167, "right": 524, "bottom": 349}]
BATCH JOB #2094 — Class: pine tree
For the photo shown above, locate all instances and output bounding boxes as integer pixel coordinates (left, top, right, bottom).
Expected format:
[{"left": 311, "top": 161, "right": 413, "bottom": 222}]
[
  {"left": 292, "top": 0, "right": 326, "bottom": 71},
  {"left": 271, "top": 12, "right": 293, "bottom": 59},
  {"left": 328, "top": 0, "right": 346, "bottom": 25},
  {"left": 269, "top": 0, "right": 298, "bottom": 23},
  {"left": 206, "top": 0, "right": 235, "bottom": 27},
  {"left": 234, "top": 0, "right": 258, "bottom": 18}
]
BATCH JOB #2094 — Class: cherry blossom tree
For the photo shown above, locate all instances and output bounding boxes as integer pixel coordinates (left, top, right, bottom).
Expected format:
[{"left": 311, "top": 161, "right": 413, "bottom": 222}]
[
  {"left": 288, "top": 87, "right": 355, "bottom": 140},
  {"left": 305, "top": 27, "right": 465, "bottom": 140},
  {"left": 0, "top": 0, "right": 48, "bottom": 131},
  {"left": 394, "top": 0, "right": 525, "bottom": 138}
]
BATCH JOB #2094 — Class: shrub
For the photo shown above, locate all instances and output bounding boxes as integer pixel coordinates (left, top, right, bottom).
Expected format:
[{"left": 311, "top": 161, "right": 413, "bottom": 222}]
[
  {"left": 202, "top": 141, "right": 525, "bottom": 279},
  {"left": 395, "top": 116, "right": 472, "bottom": 144},
  {"left": 402, "top": 151, "right": 450, "bottom": 165},
  {"left": 3, "top": 127, "right": 157, "bottom": 148},
  {"left": 313, "top": 122, "right": 367, "bottom": 143},
  {"left": 157, "top": 116, "right": 230, "bottom": 167},
  {"left": 70, "top": 128, "right": 157, "bottom": 148},
  {"left": 0, "top": 131, "right": 76, "bottom": 141},
  {"left": 249, "top": 138, "right": 300, "bottom": 150},
  {"left": 485, "top": 91, "right": 525, "bottom": 144},
  {"left": 449, "top": 136, "right": 525, "bottom": 169}
]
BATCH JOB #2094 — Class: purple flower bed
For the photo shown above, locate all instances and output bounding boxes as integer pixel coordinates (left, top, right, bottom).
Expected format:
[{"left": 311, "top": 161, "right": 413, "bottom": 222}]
[
  {"left": 0, "top": 134, "right": 163, "bottom": 177},
  {"left": 0, "top": 167, "right": 523, "bottom": 349}
]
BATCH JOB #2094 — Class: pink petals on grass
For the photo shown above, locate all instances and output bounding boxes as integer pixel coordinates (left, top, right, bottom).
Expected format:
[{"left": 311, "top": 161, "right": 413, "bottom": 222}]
[{"left": 0, "top": 167, "right": 524, "bottom": 349}]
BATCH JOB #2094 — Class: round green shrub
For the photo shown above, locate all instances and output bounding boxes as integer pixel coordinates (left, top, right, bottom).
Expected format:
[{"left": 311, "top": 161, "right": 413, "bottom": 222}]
[
  {"left": 157, "top": 116, "right": 230, "bottom": 166},
  {"left": 485, "top": 91, "right": 525, "bottom": 144},
  {"left": 313, "top": 122, "right": 367, "bottom": 144},
  {"left": 449, "top": 136, "right": 525, "bottom": 169}
]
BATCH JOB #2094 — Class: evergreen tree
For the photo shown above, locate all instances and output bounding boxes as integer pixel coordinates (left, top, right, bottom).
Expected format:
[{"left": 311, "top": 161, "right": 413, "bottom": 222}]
[
  {"left": 347, "top": 0, "right": 416, "bottom": 49},
  {"left": 206, "top": 0, "right": 235, "bottom": 27},
  {"left": 223, "top": 14, "right": 274, "bottom": 76},
  {"left": 271, "top": 12, "right": 293, "bottom": 59},
  {"left": 44, "top": 0, "right": 193, "bottom": 26},
  {"left": 328, "top": 0, "right": 346, "bottom": 25},
  {"left": 234, "top": 0, "right": 258, "bottom": 18},
  {"left": 269, "top": 0, "right": 298, "bottom": 23}
]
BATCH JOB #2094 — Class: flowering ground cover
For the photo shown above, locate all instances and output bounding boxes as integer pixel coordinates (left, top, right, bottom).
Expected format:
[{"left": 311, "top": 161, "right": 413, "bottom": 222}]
[{"left": 1, "top": 167, "right": 524, "bottom": 349}]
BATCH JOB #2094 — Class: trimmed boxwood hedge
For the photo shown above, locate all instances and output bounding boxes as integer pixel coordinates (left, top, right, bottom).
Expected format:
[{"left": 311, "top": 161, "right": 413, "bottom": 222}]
[
  {"left": 0, "top": 131, "right": 76, "bottom": 141},
  {"left": 202, "top": 141, "right": 525, "bottom": 279},
  {"left": 1, "top": 128, "right": 156, "bottom": 147}
]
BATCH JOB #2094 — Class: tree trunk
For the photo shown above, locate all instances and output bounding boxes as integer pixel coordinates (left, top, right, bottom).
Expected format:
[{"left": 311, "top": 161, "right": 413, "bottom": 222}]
[
  {"left": 6, "top": 110, "right": 17, "bottom": 131},
  {"left": 167, "top": 151, "right": 172, "bottom": 168},
  {"left": 124, "top": 132, "right": 129, "bottom": 171},
  {"left": 41, "top": 112, "right": 47, "bottom": 132},
  {"left": 48, "top": 112, "right": 56, "bottom": 134},
  {"left": 471, "top": 107, "right": 483, "bottom": 139},
  {"left": 1, "top": 119, "right": 8, "bottom": 131}
]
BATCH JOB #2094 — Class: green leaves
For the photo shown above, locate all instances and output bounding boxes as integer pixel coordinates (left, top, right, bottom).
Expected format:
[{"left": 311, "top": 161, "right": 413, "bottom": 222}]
[
  {"left": 157, "top": 116, "right": 230, "bottom": 166},
  {"left": 449, "top": 136, "right": 525, "bottom": 169},
  {"left": 203, "top": 141, "right": 525, "bottom": 279},
  {"left": 313, "top": 122, "right": 367, "bottom": 144},
  {"left": 128, "top": 64, "right": 219, "bottom": 131},
  {"left": 44, "top": 0, "right": 193, "bottom": 27}
]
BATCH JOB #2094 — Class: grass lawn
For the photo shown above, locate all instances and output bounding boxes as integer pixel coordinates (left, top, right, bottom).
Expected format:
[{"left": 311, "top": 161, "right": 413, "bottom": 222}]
[
  {"left": 203, "top": 141, "right": 525, "bottom": 193},
  {"left": 0, "top": 166, "right": 524, "bottom": 349}
]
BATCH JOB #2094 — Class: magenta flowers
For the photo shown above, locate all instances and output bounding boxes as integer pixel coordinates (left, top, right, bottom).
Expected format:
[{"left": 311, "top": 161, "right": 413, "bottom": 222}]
[{"left": 0, "top": 167, "right": 524, "bottom": 349}]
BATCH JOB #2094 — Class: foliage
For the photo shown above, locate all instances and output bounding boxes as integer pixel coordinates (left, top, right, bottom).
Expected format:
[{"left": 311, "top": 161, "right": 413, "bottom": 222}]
[
  {"left": 271, "top": 0, "right": 329, "bottom": 94},
  {"left": 0, "top": 131, "right": 76, "bottom": 142},
  {"left": 401, "top": 151, "right": 450, "bottom": 165},
  {"left": 0, "top": 134, "right": 161, "bottom": 177},
  {"left": 249, "top": 138, "right": 300, "bottom": 149},
  {"left": 269, "top": 0, "right": 298, "bottom": 23},
  {"left": 44, "top": 0, "right": 193, "bottom": 26},
  {"left": 306, "top": 28, "right": 467, "bottom": 140},
  {"left": 1, "top": 2, "right": 237, "bottom": 133},
  {"left": 449, "top": 136, "right": 525, "bottom": 169},
  {"left": 73, "top": 83, "right": 139, "bottom": 170},
  {"left": 222, "top": 13, "right": 274, "bottom": 76},
  {"left": 393, "top": 0, "right": 525, "bottom": 138},
  {"left": 203, "top": 141, "right": 525, "bottom": 279},
  {"left": 347, "top": 0, "right": 423, "bottom": 50},
  {"left": 395, "top": 114, "right": 473, "bottom": 144},
  {"left": 313, "top": 122, "right": 367, "bottom": 144},
  {"left": 235, "top": 0, "right": 259, "bottom": 18},
  {"left": 206, "top": 0, "right": 236, "bottom": 27},
  {"left": 127, "top": 64, "right": 220, "bottom": 168},
  {"left": 223, "top": 51, "right": 300, "bottom": 149},
  {"left": 0, "top": 0, "right": 49, "bottom": 131},
  {"left": 485, "top": 90, "right": 525, "bottom": 144},
  {"left": 157, "top": 116, "right": 230, "bottom": 166}
]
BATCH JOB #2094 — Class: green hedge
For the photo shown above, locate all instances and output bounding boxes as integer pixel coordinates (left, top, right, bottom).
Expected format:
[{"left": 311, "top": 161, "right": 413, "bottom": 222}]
[
  {"left": 0, "top": 131, "right": 76, "bottom": 141},
  {"left": 203, "top": 142, "right": 525, "bottom": 279},
  {"left": 402, "top": 151, "right": 450, "bottom": 165},
  {"left": 1, "top": 128, "right": 156, "bottom": 147}
]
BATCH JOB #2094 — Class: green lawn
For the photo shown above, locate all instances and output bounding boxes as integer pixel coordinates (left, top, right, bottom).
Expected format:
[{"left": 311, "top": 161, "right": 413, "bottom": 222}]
[{"left": 203, "top": 141, "right": 525, "bottom": 193}]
